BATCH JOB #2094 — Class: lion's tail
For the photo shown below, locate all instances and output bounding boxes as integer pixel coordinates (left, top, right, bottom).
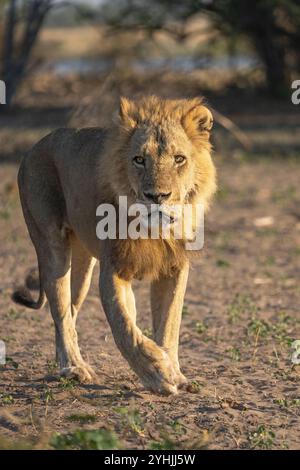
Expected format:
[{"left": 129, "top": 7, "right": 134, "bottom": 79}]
[{"left": 12, "top": 267, "right": 47, "bottom": 310}]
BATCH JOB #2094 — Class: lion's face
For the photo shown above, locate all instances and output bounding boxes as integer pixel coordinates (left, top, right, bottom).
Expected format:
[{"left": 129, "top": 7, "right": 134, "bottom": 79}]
[
  {"left": 126, "top": 121, "right": 198, "bottom": 207},
  {"left": 117, "top": 96, "right": 216, "bottom": 216}
]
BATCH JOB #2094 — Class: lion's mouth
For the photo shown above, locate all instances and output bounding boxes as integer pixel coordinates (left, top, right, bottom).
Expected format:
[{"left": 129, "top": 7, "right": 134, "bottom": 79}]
[
  {"left": 147, "top": 207, "right": 179, "bottom": 228},
  {"left": 135, "top": 199, "right": 180, "bottom": 227},
  {"left": 147, "top": 211, "right": 176, "bottom": 225}
]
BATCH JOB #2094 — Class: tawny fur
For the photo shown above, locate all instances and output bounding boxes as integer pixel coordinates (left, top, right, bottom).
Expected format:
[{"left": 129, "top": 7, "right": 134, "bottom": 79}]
[{"left": 13, "top": 95, "right": 217, "bottom": 395}]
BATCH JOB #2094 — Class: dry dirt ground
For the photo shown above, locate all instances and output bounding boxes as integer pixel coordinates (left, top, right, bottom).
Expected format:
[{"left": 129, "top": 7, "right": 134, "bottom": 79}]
[{"left": 0, "top": 77, "right": 300, "bottom": 450}]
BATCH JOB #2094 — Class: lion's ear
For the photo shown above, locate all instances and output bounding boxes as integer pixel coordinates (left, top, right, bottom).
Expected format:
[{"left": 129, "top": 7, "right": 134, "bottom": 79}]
[
  {"left": 181, "top": 99, "right": 213, "bottom": 138},
  {"left": 119, "top": 96, "right": 137, "bottom": 129}
]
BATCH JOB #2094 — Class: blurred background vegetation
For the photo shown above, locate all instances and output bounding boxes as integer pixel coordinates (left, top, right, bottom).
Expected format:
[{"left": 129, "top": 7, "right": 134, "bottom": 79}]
[{"left": 0, "top": 0, "right": 299, "bottom": 158}]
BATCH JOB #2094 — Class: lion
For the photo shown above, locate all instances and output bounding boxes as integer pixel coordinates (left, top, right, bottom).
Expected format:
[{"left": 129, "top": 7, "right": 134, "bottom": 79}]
[{"left": 13, "top": 95, "right": 216, "bottom": 395}]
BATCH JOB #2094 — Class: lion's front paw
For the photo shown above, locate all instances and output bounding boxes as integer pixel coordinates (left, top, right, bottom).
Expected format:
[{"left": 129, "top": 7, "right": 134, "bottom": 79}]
[
  {"left": 136, "top": 339, "right": 178, "bottom": 395},
  {"left": 60, "top": 363, "right": 97, "bottom": 384},
  {"left": 141, "top": 367, "right": 178, "bottom": 395},
  {"left": 174, "top": 370, "right": 188, "bottom": 388},
  {"left": 150, "top": 379, "right": 178, "bottom": 396}
]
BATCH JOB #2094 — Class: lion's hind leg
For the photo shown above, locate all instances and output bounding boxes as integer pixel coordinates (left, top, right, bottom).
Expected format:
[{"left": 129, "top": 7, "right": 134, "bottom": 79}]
[
  {"left": 24, "top": 214, "right": 96, "bottom": 383},
  {"left": 43, "top": 231, "right": 97, "bottom": 383},
  {"left": 17, "top": 151, "right": 96, "bottom": 383}
]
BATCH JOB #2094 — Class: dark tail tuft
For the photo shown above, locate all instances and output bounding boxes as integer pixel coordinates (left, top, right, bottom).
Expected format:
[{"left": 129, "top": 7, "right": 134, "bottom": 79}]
[{"left": 12, "top": 279, "right": 46, "bottom": 310}]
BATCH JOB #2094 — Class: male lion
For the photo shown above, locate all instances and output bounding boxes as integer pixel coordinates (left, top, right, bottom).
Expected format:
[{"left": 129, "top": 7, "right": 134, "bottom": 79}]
[{"left": 13, "top": 96, "right": 216, "bottom": 395}]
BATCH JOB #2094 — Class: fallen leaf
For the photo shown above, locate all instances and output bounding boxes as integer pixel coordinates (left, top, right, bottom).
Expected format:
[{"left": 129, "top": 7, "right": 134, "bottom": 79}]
[{"left": 253, "top": 216, "right": 274, "bottom": 227}]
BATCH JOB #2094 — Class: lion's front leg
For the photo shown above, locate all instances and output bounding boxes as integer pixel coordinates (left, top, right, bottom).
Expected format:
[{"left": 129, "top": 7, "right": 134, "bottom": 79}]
[
  {"left": 151, "top": 262, "right": 189, "bottom": 388},
  {"left": 99, "top": 259, "right": 178, "bottom": 395}
]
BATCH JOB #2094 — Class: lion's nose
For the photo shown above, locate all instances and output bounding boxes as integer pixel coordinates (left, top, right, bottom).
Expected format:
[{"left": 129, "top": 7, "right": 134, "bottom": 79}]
[{"left": 143, "top": 191, "right": 172, "bottom": 204}]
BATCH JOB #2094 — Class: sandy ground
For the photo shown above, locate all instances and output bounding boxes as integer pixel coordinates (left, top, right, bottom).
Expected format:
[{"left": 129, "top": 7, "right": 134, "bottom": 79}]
[
  {"left": 0, "top": 76, "right": 300, "bottom": 450},
  {"left": 1, "top": 158, "right": 300, "bottom": 449}
]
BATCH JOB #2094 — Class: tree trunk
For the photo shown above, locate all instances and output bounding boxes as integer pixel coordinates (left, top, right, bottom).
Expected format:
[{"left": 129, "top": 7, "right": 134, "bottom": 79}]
[
  {"left": 2, "top": 0, "right": 17, "bottom": 106},
  {"left": 254, "top": 33, "right": 289, "bottom": 98},
  {"left": 2, "top": 0, "right": 52, "bottom": 106}
]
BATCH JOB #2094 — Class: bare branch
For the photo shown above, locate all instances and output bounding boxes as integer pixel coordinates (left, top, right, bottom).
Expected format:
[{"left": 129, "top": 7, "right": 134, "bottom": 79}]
[{"left": 211, "top": 107, "right": 252, "bottom": 151}]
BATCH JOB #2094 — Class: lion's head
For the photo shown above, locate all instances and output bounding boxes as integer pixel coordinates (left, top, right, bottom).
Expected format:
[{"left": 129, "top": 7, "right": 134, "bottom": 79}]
[
  {"left": 109, "top": 95, "right": 216, "bottom": 214},
  {"left": 104, "top": 96, "right": 217, "bottom": 280}
]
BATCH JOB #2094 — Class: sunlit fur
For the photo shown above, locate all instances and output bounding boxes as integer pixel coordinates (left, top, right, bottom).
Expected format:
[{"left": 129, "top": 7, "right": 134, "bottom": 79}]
[
  {"left": 13, "top": 95, "right": 217, "bottom": 393},
  {"left": 101, "top": 95, "right": 217, "bottom": 280}
]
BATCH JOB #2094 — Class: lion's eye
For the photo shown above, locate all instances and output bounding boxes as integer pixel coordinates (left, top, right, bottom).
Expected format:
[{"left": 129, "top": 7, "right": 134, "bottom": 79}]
[
  {"left": 174, "top": 154, "right": 186, "bottom": 165},
  {"left": 133, "top": 156, "right": 145, "bottom": 166}
]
